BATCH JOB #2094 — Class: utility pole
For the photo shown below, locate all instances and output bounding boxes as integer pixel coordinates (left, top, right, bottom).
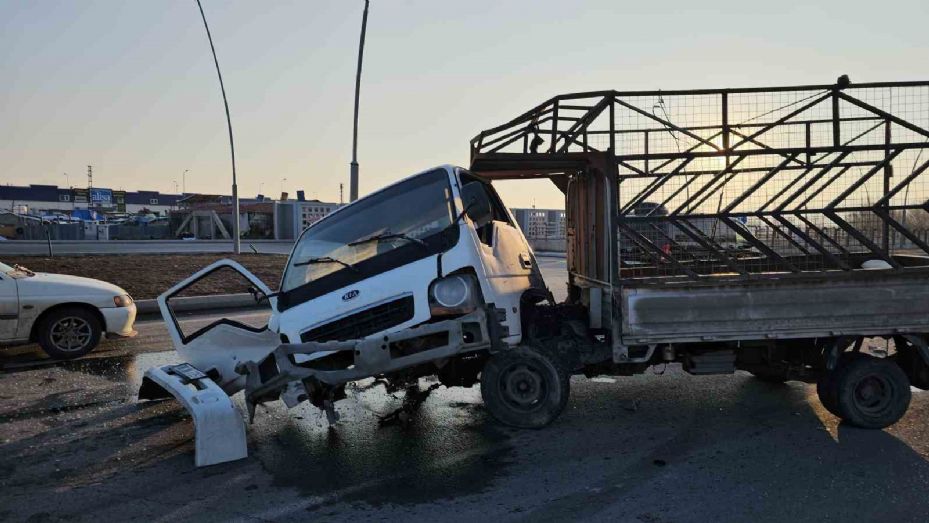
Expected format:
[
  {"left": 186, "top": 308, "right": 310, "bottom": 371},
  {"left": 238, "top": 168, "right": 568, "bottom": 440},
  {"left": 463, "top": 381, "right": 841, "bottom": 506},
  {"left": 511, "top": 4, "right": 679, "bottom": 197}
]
[
  {"left": 87, "top": 165, "right": 93, "bottom": 210},
  {"left": 196, "top": 0, "right": 239, "bottom": 254},
  {"left": 349, "top": 0, "right": 370, "bottom": 202},
  {"left": 339, "top": 183, "right": 344, "bottom": 205}
]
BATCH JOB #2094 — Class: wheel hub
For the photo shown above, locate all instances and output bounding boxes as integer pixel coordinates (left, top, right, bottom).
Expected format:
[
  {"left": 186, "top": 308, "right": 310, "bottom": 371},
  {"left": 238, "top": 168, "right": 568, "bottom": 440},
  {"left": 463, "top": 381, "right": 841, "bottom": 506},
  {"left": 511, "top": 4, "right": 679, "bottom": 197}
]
[
  {"left": 854, "top": 375, "right": 892, "bottom": 413},
  {"left": 50, "top": 317, "right": 92, "bottom": 352},
  {"left": 501, "top": 364, "right": 546, "bottom": 410}
]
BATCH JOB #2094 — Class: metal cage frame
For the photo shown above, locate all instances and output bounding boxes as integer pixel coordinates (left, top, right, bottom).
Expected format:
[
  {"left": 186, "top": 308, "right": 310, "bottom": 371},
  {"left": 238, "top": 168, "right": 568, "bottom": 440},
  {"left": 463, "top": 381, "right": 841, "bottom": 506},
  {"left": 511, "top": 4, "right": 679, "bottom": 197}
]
[{"left": 470, "top": 78, "right": 929, "bottom": 284}]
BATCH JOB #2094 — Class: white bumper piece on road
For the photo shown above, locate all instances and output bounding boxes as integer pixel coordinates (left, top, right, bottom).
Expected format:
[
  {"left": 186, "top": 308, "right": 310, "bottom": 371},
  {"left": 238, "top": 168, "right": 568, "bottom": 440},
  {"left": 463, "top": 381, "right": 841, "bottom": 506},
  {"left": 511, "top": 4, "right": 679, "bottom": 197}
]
[{"left": 140, "top": 364, "right": 247, "bottom": 467}]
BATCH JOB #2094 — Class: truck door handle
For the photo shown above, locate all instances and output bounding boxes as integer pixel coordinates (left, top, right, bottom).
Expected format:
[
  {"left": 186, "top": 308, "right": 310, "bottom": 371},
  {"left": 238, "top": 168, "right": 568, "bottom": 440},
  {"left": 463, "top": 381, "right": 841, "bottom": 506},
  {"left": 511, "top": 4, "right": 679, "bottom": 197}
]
[{"left": 518, "top": 253, "right": 532, "bottom": 269}]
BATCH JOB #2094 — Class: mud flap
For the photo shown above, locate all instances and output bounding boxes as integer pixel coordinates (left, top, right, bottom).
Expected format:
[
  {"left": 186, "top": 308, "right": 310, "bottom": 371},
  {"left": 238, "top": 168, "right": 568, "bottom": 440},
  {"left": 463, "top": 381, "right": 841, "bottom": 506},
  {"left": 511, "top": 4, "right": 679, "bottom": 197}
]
[{"left": 142, "top": 364, "right": 248, "bottom": 467}]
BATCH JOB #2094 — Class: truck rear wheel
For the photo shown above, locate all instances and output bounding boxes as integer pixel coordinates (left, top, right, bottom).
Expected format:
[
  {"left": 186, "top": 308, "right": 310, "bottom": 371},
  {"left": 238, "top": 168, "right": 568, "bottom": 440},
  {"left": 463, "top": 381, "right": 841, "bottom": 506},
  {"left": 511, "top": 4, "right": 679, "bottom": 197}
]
[
  {"left": 480, "top": 346, "right": 569, "bottom": 429},
  {"left": 816, "top": 352, "right": 867, "bottom": 417},
  {"left": 832, "top": 355, "right": 911, "bottom": 429}
]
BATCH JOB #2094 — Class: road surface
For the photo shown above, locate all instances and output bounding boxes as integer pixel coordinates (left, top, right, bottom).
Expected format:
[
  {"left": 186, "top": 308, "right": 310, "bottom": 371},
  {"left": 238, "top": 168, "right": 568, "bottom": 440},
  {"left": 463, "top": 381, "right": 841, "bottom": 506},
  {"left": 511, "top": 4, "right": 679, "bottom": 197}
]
[{"left": 3, "top": 258, "right": 929, "bottom": 522}]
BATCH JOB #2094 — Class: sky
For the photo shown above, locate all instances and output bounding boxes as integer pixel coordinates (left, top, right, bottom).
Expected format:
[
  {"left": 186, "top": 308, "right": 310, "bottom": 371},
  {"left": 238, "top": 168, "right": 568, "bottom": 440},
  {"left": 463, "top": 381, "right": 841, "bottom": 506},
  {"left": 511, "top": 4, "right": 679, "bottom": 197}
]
[{"left": 1, "top": 0, "right": 928, "bottom": 209}]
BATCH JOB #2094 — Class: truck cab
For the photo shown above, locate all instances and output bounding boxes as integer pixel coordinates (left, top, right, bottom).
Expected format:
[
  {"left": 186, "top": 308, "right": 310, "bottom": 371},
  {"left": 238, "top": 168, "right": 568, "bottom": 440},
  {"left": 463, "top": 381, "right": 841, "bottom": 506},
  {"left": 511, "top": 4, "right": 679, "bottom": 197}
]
[{"left": 274, "top": 165, "right": 542, "bottom": 349}]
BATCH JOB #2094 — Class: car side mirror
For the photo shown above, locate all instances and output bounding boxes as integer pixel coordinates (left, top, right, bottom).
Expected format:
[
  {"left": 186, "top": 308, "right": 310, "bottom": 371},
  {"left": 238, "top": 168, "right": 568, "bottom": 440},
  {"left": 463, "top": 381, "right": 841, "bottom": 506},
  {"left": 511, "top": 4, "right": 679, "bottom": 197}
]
[
  {"left": 465, "top": 196, "right": 492, "bottom": 227},
  {"left": 248, "top": 286, "right": 266, "bottom": 304},
  {"left": 459, "top": 180, "right": 495, "bottom": 228}
]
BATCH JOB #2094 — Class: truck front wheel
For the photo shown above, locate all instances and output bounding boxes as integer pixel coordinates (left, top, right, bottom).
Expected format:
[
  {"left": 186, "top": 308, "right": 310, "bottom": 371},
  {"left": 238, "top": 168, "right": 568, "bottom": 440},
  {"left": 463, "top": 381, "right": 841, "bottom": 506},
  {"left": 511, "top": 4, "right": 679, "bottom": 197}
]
[
  {"left": 831, "top": 355, "right": 911, "bottom": 429},
  {"left": 480, "top": 346, "right": 569, "bottom": 429}
]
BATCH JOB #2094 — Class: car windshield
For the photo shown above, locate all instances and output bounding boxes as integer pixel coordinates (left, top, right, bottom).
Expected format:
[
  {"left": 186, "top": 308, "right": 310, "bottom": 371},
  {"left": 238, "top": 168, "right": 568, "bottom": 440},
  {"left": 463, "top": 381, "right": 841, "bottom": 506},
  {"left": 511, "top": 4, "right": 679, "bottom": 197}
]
[{"left": 281, "top": 169, "right": 454, "bottom": 292}]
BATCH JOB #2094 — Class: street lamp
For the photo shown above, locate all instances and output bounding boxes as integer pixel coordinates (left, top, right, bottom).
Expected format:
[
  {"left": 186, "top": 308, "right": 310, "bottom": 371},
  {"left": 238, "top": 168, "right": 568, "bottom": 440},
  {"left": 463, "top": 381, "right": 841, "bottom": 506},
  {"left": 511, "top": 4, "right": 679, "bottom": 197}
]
[
  {"left": 196, "top": 1, "right": 239, "bottom": 254},
  {"left": 63, "top": 172, "right": 70, "bottom": 188},
  {"left": 182, "top": 169, "right": 189, "bottom": 194},
  {"left": 349, "top": 0, "right": 370, "bottom": 202}
]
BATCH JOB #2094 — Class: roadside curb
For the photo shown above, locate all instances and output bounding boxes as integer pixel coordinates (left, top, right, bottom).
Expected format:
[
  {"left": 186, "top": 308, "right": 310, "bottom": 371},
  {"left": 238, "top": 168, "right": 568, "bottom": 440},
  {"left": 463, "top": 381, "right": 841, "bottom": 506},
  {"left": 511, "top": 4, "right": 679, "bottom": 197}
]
[
  {"left": 135, "top": 293, "right": 256, "bottom": 315},
  {"left": 535, "top": 251, "right": 566, "bottom": 258}
]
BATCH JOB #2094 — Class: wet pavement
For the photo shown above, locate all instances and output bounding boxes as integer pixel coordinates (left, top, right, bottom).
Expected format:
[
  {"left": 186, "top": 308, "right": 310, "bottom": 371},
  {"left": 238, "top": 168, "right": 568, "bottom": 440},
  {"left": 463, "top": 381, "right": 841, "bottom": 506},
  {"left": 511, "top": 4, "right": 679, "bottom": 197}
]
[{"left": 3, "top": 258, "right": 929, "bottom": 521}]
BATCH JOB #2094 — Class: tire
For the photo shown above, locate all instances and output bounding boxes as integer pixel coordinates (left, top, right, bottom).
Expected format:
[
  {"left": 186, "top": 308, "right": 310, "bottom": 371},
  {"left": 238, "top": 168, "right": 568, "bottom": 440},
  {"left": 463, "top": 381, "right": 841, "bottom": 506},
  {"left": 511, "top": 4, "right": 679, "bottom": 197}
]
[
  {"left": 833, "top": 355, "right": 911, "bottom": 429},
  {"left": 480, "top": 346, "right": 570, "bottom": 429},
  {"left": 37, "top": 306, "right": 102, "bottom": 360},
  {"left": 816, "top": 352, "right": 868, "bottom": 417}
]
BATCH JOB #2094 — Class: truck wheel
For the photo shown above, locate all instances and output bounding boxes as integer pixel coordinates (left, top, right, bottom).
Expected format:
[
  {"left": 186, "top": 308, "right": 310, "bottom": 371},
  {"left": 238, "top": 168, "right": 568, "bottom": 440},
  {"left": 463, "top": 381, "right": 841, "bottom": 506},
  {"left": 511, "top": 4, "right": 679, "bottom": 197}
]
[
  {"left": 480, "top": 346, "right": 569, "bottom": 429},
  {"left": 37, "top": 307, "right": 102, "bottom": 360},
  {"left": 833, "top": 355, "right": 911, "bottom": 429},
  {"left": 816, "top": 352, "right": 867, "bottom": 417}
]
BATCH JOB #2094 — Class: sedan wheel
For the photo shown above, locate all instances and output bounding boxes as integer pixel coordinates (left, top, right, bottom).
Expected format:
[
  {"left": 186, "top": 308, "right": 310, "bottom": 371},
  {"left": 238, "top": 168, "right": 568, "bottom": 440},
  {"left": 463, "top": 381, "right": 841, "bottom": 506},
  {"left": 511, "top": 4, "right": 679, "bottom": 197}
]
[{"left": 37, "top": 307, "right": 102, "bottom": 360}]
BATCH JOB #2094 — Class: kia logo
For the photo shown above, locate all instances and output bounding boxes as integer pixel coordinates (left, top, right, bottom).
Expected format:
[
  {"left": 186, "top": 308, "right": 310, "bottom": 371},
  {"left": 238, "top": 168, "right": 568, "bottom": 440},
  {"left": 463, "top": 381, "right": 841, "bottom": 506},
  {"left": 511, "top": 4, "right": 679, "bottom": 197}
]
[{"left": 342, "top": 290, "right": 360, "bottom": 301}]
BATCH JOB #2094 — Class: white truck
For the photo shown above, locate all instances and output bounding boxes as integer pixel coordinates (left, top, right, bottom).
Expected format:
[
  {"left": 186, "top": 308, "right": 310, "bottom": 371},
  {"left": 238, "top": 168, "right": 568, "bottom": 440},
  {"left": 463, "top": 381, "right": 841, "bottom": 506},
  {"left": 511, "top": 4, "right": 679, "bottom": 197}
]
[{"left": 143, "top": 78, "right": 929, "bottom": 467}]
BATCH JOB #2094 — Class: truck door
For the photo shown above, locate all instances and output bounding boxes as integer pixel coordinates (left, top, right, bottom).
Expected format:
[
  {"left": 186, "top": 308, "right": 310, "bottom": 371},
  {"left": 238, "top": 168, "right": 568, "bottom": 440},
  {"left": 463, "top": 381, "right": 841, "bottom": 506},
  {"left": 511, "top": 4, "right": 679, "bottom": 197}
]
[
  {"left": 459, "top": 173, "right": 534, "bottom": 340},
  {"left": 0, "top": 273, "right": 19, "bottom": 341}
]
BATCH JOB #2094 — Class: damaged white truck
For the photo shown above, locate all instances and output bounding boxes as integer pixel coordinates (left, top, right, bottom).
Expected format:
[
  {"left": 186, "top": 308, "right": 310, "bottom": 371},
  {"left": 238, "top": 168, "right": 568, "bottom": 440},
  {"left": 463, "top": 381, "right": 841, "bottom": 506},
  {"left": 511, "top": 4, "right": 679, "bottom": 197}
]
[{"left": 143, "top": 78, "right": 929, "bottom": 467}]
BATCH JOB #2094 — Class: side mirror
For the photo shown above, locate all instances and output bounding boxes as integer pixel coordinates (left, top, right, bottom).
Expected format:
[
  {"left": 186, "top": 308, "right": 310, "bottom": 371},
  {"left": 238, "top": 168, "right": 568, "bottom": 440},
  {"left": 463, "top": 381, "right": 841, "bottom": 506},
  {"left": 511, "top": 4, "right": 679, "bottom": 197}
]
[
  {"left": 460, "top": 182, "right": 493, "bottom": 227},
  {"left": 248, "top": 286, "right": 266, "bottom": 304}
]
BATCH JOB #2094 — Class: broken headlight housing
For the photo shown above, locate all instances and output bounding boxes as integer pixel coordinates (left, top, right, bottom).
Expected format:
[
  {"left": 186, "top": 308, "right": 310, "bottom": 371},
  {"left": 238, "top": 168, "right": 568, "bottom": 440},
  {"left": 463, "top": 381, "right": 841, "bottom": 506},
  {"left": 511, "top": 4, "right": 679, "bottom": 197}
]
[{"left": 429, "top": 274, "right": 479, "bottom": 316}]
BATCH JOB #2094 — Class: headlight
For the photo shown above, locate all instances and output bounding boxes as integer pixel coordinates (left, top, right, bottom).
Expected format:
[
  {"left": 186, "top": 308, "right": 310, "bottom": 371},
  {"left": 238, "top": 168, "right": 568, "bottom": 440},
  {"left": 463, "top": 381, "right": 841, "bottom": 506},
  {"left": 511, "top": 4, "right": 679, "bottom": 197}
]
[
  {"left": 113, "top": 294, "right": 133, "bottom": 307},
  {"left": 429, "top": 274, "right": 479, "bottom": 316}
]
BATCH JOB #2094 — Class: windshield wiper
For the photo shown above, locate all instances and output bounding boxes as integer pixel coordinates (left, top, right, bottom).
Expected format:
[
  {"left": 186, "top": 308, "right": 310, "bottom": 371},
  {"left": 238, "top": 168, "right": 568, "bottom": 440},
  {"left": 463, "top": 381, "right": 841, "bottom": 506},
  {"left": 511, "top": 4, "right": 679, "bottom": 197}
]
[
  {"left": 292, "top": 256, "right": 359, "bottom": 272},
  {"left": 348, "top": 232, "right": 428, "bottom": 250}
]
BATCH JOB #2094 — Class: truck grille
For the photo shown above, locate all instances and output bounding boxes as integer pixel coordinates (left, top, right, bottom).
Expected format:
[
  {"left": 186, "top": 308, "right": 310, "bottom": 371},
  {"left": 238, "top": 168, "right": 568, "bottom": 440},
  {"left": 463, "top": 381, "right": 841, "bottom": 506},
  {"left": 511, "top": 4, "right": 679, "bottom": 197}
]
[{"left": 300, "top": 295, "right": 415, "bottom": 343}]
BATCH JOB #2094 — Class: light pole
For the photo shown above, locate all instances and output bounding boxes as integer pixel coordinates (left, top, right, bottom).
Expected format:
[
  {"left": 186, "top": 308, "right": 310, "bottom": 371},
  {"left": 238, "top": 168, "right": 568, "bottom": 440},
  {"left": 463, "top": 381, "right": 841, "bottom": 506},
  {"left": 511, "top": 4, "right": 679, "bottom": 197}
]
[
  {"left": 349, "top": 0, "right": 370, "bottom": 202},
  {"left": 196, "top": 1, "right": 240, "bottom": 254},
  {"left": 182, "top": 169, "right": 189, "bottom": 194},
  {"left": 63, "top": 172, "right": 70, "bottom": 188}
]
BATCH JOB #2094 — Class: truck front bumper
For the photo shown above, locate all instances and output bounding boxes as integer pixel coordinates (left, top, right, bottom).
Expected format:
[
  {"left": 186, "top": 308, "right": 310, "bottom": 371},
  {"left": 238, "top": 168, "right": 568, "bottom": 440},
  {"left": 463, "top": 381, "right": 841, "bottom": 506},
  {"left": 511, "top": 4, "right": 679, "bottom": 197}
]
[{"left": 240, "top": 308, "right": 500, "bottom": 419}]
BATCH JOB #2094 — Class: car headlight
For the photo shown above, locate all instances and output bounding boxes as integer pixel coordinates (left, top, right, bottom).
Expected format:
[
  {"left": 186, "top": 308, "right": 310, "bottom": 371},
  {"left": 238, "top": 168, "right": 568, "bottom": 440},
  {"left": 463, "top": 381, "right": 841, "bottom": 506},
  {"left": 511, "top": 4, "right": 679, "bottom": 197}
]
[
  {"left": 113, "top": 294, "right": 133, "bottom": 307},
  {"left": 429, "top": 274, "right": 479, "bottom": 316}
]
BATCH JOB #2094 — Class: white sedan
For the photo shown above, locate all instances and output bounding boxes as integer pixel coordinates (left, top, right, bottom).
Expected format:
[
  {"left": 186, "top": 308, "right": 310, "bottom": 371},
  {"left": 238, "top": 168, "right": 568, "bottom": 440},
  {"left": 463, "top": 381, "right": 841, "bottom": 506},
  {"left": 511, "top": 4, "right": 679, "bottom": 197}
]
[{"left": 0, "top": 262, "right": 137, "bottom": 359}]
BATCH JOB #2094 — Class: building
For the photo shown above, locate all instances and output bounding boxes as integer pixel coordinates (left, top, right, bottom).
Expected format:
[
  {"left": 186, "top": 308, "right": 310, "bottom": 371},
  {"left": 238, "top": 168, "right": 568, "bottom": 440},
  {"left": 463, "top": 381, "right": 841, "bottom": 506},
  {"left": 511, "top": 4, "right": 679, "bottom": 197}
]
[
  {"left": 0, "top": 184, "right": 182, "bottom": 216},
  {"left": 298, "top": 200, "right": 341, "bottom": 230},
  {"left": 274, "top": 199, "right": 341, "bottom": 240},
  {"left": 511, "top": 208, "right": 566, "bottom": 238}
]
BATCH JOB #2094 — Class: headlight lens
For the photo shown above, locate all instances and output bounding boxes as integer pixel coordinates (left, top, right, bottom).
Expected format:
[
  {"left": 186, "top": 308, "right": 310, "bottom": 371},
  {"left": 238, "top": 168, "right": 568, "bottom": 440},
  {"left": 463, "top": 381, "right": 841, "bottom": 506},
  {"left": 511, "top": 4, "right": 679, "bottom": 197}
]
[
  {"left": 429, "top": 274, "right": 479, "bottom": 316},
  {"left": 113, "top": 294, "right": 133, "bottom": 307},
  {"left": 433, "top": 275, "right": 470, "bottom": 307}
]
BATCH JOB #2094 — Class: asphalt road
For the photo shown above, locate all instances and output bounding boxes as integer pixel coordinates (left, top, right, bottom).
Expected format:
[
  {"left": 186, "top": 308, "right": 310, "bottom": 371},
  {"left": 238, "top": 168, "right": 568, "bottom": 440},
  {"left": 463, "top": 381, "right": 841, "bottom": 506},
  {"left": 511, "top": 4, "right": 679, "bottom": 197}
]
[{"left": 3, "top": 258, "right": 929, "bottom": 522}]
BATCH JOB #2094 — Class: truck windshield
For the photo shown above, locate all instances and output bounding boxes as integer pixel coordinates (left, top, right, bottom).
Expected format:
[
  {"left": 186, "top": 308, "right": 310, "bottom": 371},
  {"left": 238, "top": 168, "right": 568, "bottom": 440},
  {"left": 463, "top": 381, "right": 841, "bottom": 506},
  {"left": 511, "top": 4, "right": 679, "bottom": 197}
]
[{"left": 281, "top": 169, "right": 454, "bottom": 293}]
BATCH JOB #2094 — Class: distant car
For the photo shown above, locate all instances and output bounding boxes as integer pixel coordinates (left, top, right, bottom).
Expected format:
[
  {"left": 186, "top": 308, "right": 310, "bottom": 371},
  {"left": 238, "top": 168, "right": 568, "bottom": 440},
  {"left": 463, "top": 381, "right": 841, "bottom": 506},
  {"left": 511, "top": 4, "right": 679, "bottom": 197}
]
[{"left": 0, "top": 262, "right": 137, "bottom": 359}]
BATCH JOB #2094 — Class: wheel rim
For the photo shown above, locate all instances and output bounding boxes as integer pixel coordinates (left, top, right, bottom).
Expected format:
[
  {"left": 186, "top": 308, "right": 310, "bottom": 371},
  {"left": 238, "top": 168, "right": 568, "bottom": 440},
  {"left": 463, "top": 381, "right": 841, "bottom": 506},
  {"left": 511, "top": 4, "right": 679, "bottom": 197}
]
[
  {"left": 853, "top": 374, "right": 895, "bottom": 415},
  {"left": 49, "top": 316, "right": 93, "bottom": 352},
  {"left": 499, "top": 362, "right": 548, "bottom": 412}
]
